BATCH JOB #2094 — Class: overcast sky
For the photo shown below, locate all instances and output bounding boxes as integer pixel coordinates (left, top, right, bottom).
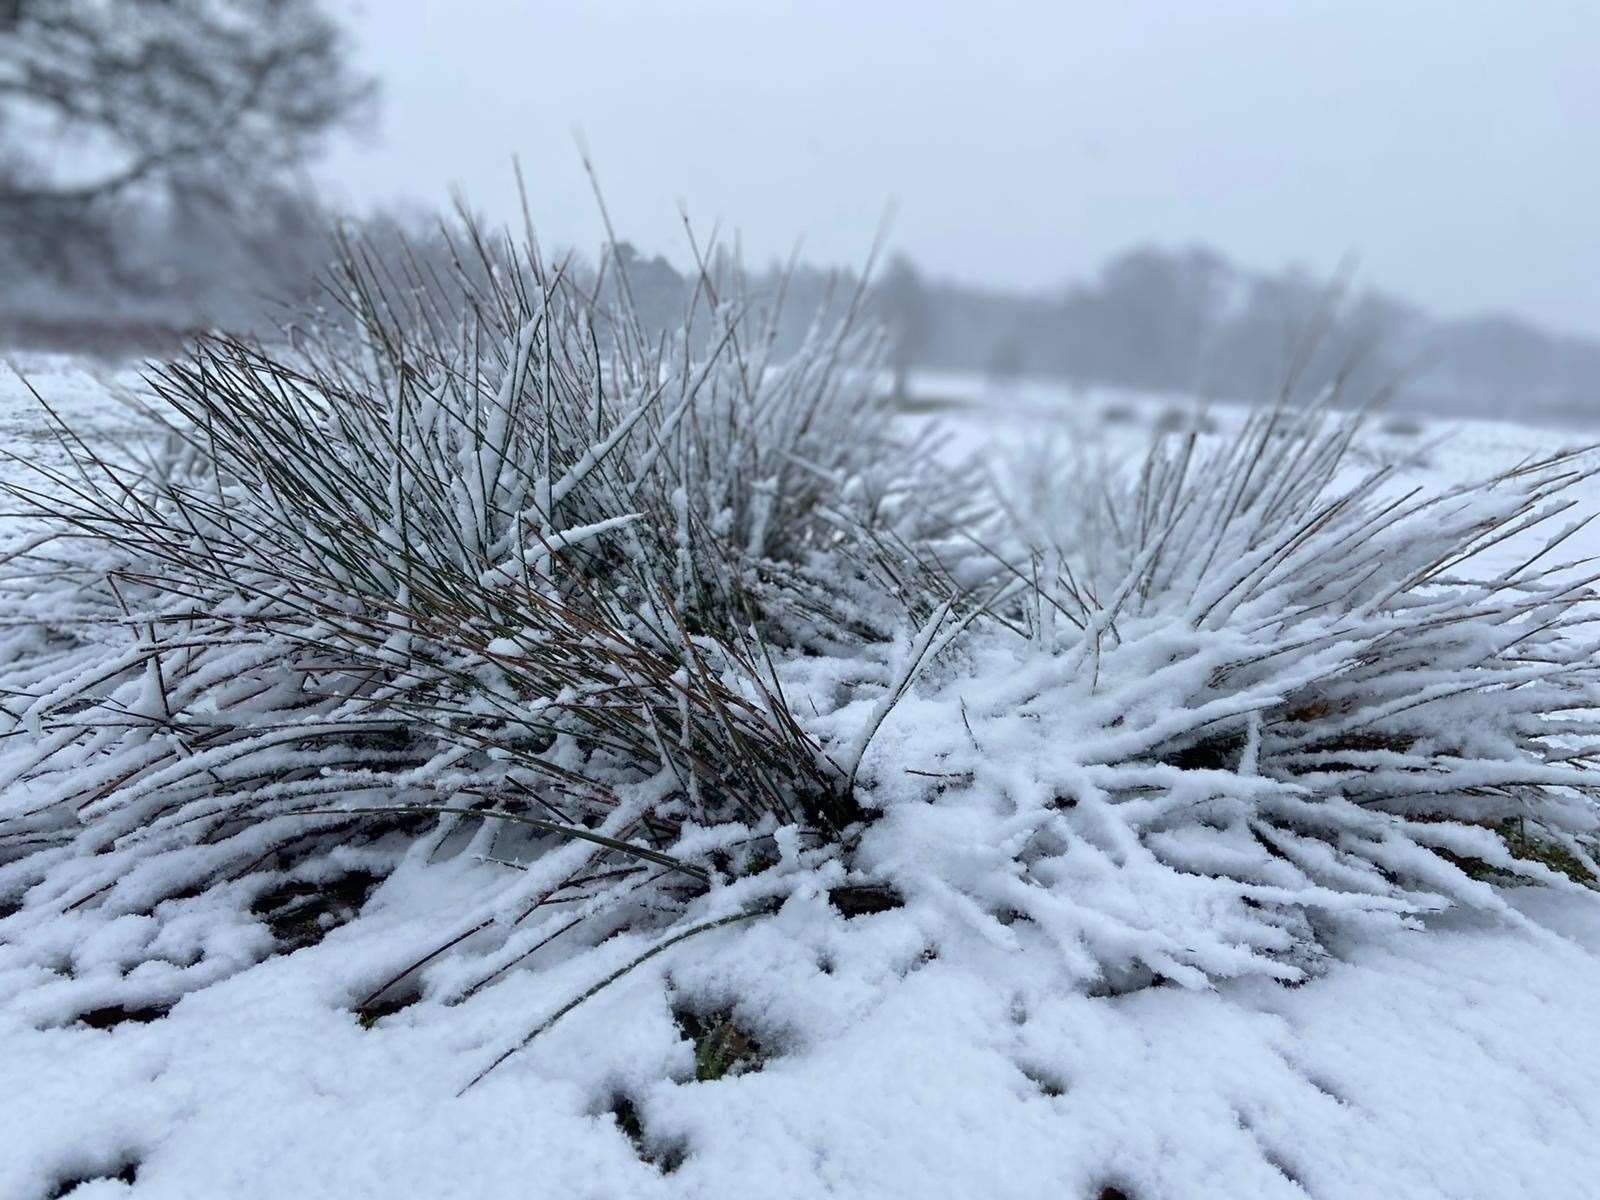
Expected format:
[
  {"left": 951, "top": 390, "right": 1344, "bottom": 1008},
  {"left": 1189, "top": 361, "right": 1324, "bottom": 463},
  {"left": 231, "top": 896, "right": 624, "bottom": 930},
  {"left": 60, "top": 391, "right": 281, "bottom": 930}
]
[{"left": 321, "top": 1, "right": 1600, "bottom": 334}]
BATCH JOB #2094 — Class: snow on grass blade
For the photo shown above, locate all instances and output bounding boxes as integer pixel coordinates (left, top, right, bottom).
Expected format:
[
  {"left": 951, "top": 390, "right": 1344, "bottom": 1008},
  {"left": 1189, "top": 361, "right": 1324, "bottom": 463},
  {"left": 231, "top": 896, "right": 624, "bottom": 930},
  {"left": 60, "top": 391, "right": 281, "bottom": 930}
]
[
  {"left": 2, "top": 205, "right": 1598, "bottom": 1054},
  {"left": 0, "top": 212, "right": 959, "bottom": 1015},
  {"left": 852, "top": 401, "right": 1600, "bottom": 987},
  {"left": 459, "top": 904, "right": 773, "bottom": 1094}
]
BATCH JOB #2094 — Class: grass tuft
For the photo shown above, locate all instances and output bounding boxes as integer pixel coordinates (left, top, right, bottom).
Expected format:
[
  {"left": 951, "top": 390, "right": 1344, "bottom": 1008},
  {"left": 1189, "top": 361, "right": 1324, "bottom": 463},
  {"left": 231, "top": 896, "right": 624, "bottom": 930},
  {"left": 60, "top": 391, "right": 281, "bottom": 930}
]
[
  {"left": 0, "top": 210, "right": 964, "bottom": 1022},
  {"left": 3, "top": 200, "right": 1599, "bottom": 1043}
]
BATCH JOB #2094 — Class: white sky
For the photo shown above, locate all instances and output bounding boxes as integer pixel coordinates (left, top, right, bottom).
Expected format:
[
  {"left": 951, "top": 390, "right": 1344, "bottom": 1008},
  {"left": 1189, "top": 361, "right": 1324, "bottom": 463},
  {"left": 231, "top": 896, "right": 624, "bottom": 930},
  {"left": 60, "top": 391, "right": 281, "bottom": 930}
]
[{"left": 320, "top": 0, "right": 1600, "bottom": 334}]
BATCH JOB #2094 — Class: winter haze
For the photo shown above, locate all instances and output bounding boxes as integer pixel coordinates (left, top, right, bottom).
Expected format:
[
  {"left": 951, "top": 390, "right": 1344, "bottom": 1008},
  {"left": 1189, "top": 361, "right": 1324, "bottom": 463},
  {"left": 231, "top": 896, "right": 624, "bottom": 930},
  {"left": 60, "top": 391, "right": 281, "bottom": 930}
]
[
  {"left": 4, "top": 7, "right": 1600, "bottom": 1200},
  {"left": 328, "top": 0, "right": 1600, "bottom": 335}
]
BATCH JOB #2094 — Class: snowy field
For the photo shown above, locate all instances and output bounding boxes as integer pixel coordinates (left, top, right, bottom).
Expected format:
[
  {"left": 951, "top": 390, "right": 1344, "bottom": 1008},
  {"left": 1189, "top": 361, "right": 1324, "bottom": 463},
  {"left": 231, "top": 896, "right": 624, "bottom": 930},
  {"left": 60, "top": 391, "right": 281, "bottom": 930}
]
[
  {"left": 3, "top": 359, "right": 1600, "bottom": 1200},
  {"left": 0, "top": 356, "right": 153, "bottom": 498}
]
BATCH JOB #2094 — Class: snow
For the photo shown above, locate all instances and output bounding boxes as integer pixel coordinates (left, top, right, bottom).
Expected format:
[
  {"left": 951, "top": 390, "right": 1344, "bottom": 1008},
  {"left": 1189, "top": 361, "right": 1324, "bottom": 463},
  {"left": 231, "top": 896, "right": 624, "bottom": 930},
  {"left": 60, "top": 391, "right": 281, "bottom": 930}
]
[
  {"left": 4, "top": 363, "right": 1600, "bottom": 1199},
  {"left": 5, "top": 861, "right": 1599, "bottom": 1199},
  {"left": 0, "top": 356, "right": 149, "bottom": 477}
]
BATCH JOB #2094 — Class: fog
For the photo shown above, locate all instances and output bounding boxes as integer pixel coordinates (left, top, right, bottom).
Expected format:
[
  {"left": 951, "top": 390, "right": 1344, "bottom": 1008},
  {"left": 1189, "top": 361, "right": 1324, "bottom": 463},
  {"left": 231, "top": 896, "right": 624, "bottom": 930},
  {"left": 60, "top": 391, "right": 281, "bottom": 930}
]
[
  {"left": 325, "top": 0, "right": 1600, "bottom": 336},
  {"left": 4, "top": 1, "right": 1598, "bottom": 417}
]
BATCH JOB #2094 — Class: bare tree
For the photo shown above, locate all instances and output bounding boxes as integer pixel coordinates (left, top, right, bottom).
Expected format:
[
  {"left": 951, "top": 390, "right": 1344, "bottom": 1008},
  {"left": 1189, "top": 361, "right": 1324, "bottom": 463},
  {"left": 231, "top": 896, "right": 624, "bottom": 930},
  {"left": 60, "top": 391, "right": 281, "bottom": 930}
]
[
  {"left": 985, "top": 333, "right": 1026, "bottom": 388},
  {"left": 877, "top": 254, "right": 930, "bottom": 402},
  {"left": 0, "top": 0, "right": 371, "bottom": 279}
]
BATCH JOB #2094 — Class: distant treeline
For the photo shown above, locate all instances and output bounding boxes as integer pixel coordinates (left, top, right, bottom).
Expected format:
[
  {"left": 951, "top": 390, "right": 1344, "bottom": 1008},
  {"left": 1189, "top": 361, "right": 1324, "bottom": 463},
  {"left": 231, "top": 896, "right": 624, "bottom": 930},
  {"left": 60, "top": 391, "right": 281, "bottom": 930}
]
[
  {"left": 882, "top": 248, "right": 1600, "bottom": 419},
  {"left": 5, "top": 194, "right": 1598, "bottom": 421},
  {"left": 605, "top": 242, "right": 1600, "bottom": 421}
]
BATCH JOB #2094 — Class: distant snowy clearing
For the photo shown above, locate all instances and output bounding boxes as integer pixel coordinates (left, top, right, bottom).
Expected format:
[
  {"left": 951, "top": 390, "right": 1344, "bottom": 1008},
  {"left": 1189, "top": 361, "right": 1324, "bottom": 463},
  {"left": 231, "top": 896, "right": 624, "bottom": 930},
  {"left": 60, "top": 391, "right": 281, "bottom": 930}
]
[{"left": 3, "top": 360, "right": 1600, "bottom": 1200}]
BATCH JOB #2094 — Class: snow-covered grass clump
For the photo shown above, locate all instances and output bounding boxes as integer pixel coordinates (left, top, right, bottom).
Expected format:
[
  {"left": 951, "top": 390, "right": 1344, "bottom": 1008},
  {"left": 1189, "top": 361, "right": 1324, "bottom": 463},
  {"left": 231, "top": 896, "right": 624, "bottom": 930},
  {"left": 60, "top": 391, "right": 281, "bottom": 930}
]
[
  {"left": 854, "top": 407, "right": 1600, "bottom": 988},
  {"left": 1, "top": 224, "right": 1598, "bottom": 1157},
  {"left": 0, "top": 226, "right": 988, "bottom": 1021}
]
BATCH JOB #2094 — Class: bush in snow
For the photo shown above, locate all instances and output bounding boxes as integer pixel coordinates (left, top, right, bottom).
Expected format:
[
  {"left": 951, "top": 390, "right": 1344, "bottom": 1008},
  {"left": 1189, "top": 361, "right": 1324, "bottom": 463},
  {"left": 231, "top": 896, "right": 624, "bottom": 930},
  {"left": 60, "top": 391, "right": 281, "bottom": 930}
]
[
  {"left": 0, "top": 219, "right": 978, "bottom": 1015},
  {"left": 849, "top": 404, "right": 1600, "bottom": 988},
  {"left": 2, "top": 217, "right": 1599, "bottom": 1043}
]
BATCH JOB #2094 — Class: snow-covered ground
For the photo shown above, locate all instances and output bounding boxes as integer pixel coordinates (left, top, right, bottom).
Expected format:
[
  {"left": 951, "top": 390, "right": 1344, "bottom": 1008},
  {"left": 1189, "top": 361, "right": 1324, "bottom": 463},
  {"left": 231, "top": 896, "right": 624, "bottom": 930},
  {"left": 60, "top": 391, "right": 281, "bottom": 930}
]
[
  {"left": 4, "top": 362, "right": 1600, "bottom": 1200},
  {"left": 0, "top": 356, "right": 151, "bottom": 474}
]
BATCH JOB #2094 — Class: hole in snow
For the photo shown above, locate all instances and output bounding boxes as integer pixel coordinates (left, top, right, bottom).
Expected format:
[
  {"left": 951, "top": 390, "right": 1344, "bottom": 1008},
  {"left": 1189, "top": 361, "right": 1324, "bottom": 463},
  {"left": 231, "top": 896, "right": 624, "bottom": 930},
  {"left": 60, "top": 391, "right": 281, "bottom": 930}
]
[
  {"left": 1161, "top": 731, "right": 1249, "bottom": 773},
  {"left": 355, "top": 979, "right": 423, "bottom": 1029},
  {"left": 673, "top": 1006, "right": 767, "bottom": 1082},
  {"left": 73, "top": 1002, "right": 172, "bottom": 1030},
  {"left": 827, "top": 883, "right": 903, "bottom": 918},
  {"left": 1095, "top": 1186, "right": 1135, "bottom": 1200},
  {"left": 46, "top": 1158, "right": 138, "bottom": 1197},
  {"left": 1016, "top": 1060, "right": 1068, "bottom": 1098},
  {"left": 604, "top": 1093, "right": 686, "bottom": 1174},
  {"left": 1087, "top": 964, "right": 1163, "bottom": 998},
  {"left": 251, "top": 869, "right": 381, "bottom": 953}
]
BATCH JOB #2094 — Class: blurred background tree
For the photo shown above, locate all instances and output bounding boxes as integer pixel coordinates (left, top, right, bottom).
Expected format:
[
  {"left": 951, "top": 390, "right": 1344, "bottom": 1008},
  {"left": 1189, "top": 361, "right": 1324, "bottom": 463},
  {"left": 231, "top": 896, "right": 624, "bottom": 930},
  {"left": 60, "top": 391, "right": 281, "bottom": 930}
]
[
  {"left": 877, "top": 254, "right": 930, "bottom": 401},
  {"left": 0, "top": 0, "right": 371, "bottom": 345}
]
